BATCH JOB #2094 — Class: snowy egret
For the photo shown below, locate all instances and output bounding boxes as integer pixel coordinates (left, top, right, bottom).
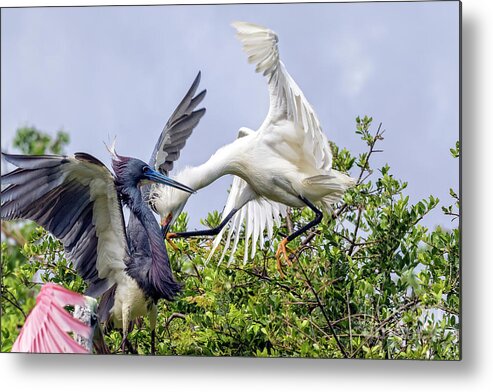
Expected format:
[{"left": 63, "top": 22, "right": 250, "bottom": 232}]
[{"left": 152, "top": 22, "right": 355, "bottom": 274}]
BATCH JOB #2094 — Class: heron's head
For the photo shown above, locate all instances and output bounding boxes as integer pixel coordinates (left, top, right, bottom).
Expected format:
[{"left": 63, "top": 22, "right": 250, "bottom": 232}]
[{"left": 111, "top": 155, "right": 195, "bottom": 194}]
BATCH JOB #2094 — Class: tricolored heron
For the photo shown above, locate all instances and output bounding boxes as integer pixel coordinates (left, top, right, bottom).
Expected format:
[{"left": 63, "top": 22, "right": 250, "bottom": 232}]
[
  {"left": 1, "top": 74, "right": 205, "bottom": 353},
  {"left": 152, "top": 22, "right": 355, "bottom": 273}
]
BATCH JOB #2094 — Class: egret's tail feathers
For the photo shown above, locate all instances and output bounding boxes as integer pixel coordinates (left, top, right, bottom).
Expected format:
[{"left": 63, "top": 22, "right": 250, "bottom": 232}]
[
  {"left": 303, "top": 172, "right": 354, "bottom": 187},
  {"left": 207, "top": 207, "right": 245, "bottom": 267},
  {"left": 206, "top": 191, "right": 287, "bottom": 268},
  {"left": 304, "top": 171, "right": 356, "bottom": 209}
]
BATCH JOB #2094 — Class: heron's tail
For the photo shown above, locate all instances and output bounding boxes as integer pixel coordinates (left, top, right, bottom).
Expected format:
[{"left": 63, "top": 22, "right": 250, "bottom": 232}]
[{"left": 97, "top": 284, "right": 117, "bottom": 325}]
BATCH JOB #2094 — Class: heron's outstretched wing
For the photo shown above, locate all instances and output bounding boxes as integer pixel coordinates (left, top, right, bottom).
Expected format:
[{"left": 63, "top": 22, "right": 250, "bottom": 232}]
[
  {"left": 1, "top": 153, "right": 128, "bottom": 297},
  {"left": 12, "top": 283, "right": 96, "bottom": 353},
  {"left": 232, "top": 21, "right": 333, "bottom": 171},
  {"left": 150, "top": 72, "right": 206, "bottom": 175},
  {"left": 207, "top": 174, "right": 287, "bottom": 267},
  {"left": 134, "top": 72, "right": 206, "bottom": 265}
]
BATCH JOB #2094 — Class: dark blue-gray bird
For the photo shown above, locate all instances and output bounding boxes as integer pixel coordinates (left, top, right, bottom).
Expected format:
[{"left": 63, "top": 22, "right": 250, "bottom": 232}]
[{"left": 0, "top": 73, "right": 206, "bottom": 353}]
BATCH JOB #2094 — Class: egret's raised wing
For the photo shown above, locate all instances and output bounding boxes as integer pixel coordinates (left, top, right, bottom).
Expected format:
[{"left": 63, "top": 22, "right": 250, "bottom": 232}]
[
  {"left": 12, "top": 283, "right": 96, "bottom": 353},
  {"left": 233, "top": 21, "right": 333, "bottom": 171},
  {"left": 1, "top": 153, "right": 128, "bottom": 297},
  {"left": 150, "top": 72, "right": 206, "bottom": 175},
  {"left": 207, "top": 175, "right": 287, "bottom": 266}
]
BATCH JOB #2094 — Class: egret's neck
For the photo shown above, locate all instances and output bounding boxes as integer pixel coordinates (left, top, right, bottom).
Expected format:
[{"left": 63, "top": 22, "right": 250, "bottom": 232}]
[{"left": 176, "top": 140, "right": 244, "bottom": 191}]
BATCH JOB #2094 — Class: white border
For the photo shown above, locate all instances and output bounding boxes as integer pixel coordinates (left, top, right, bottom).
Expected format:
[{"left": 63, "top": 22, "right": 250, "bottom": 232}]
[{"left": 1, "top": 1, "right": 491, "bottom": 391}]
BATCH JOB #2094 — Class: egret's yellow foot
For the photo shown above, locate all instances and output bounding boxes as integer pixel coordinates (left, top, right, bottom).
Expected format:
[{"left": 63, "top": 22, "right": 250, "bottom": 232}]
[
  {"left": 275, "top": 238, "right": 292, "bottom": 277},
  {"left": 165, "top": 232, "right": 179, "bottom": 251}
]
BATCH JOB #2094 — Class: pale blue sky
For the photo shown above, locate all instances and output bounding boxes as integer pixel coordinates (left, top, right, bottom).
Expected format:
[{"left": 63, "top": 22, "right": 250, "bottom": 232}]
[{"left": 1, "top": 1, "right": 460, "bottom": 229}]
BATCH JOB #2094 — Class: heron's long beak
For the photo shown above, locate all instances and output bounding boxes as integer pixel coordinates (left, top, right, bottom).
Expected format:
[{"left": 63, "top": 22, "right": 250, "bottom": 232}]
[{"left": 145, "top": 169, "right": 195, "bottom": 194}]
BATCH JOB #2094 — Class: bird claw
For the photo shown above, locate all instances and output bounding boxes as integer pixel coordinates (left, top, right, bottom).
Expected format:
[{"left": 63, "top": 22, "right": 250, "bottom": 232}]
[
  {"left": 165, "top": 233, "right": 179, "bottom": 252},
  {"left": 166, "top": 232, "right": 177, "bottom": 239},
  {"left": 275, "top": 238, "right": 293, "bottom": 277}
]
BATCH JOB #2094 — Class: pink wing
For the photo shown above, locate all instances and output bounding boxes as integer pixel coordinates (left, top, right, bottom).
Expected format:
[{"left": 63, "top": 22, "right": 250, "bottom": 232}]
[{"left": 12, "top": 283, "right": 93, "bottom": 353}]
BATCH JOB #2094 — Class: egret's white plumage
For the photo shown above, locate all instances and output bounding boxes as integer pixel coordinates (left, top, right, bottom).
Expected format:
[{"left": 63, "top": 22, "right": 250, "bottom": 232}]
[{"left": 152, "top": 21, "right": 355, "bottom": 266}]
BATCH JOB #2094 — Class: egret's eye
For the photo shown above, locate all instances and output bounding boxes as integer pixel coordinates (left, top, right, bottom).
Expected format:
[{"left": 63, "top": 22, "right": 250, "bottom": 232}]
[{"left": 143, "top": 166, "right": 151, "bottom": 174}]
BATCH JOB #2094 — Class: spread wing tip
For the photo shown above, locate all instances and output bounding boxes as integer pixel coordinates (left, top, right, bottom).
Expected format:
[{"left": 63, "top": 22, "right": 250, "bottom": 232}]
[
  {"left": 231, "top": 21, "right": 271, "bottom": 33},
  {"left": 150, "top": 74, "right": 207, "bottom": 172}
]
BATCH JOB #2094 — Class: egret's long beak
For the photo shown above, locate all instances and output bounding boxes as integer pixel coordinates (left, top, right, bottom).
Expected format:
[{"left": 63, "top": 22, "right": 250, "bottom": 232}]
[{"left": 145, "top": 169, "right": 195, "bottom": 194}]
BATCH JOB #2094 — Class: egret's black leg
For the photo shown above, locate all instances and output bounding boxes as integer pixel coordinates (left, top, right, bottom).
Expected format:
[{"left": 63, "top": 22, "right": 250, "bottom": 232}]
[
  {"left": 287, "top": 196, "right": 323, "bottom": 242},
  {"left": 165, "top": 208, "right": 238, "bottom": 239},
  {"left": 276, "top": 196, "right": 323, "bottom": 276}
]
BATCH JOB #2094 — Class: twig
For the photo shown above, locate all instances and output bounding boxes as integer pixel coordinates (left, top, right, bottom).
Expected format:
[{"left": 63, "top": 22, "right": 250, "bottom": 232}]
[
  {"left": 332, "top": 312, "right": 377, "bottom": 325},
  {"left": 1, "top": 288, "right": 27, "bottom": 319},
  {"left": 333, "top": 232, "right": 384, "bottom": 248},
  {"left": 163, "top": 312, "right": 187, "bottom": 331},
  {"left": 293, "top": 251, "right": 349, "bottom": 358},
  {"left": 275, "top": 315, "right": 319, "bottom": 346},
  {"left": 233, "top": 266, "right": 304, "bottom": 300},
  {"left": 347, "top": 206, "right": 363, "bottom": 255},
  {"left": 329, "top": 122, "right": 385, "bottom": 222},
  {"left": 308, "top": 318, "right": 334, "bottom": 341},
  {"left": 301, "top": 232, "right": 317, "bottom": 247},
  {"left": 352, "top": 298, "right": 419, "bottom": 357},
  {"left": 346, "top": 291, "right": 353, "bottom": 355},
  {"left": 356, "top": 122, "right": 384, "bottom": 185}
]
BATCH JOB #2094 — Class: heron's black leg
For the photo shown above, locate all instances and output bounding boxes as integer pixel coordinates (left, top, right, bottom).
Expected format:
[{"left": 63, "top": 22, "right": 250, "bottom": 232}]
[
  {"left": 122, "top": 336, "right": 138, "bottom": 355},
  {"left": 121, "top": 327, "right": 138, "bottom": 354},
  {"left": 121, "top": 330, "right": 128, "bottom": 354},
  {"left": 276, "top": 196, "right": 323, "bottom": 276},
  {"left": 151, "top": 330, "right": 156, "bottom": 355},
  {"left": 165, "top": 208, "right": 238, "bottom": 239}
]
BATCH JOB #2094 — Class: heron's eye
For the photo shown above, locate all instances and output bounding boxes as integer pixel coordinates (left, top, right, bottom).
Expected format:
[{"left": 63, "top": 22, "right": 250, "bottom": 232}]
[{"left": 143, "top": 166, "right": 151, "bottom": 174}]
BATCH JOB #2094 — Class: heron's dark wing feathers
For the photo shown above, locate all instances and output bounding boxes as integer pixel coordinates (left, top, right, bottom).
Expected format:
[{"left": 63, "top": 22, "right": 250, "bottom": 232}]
[
  {"left": 150, "top": 71, "right": 206, "bottom": 174},
  {"left": 1, "top": 153, "right": 127, "bottom": 296}
]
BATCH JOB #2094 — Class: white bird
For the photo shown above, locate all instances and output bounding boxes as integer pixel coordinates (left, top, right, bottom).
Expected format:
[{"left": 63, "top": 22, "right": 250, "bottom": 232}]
[{"left": 152, "top": 21, "right": 355, "bottom": 274}]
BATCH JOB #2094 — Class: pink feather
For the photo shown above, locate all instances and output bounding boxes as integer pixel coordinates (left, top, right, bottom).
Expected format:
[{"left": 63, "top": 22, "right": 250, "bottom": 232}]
[{"left": 12, "top": 283, "right": 93, "bottom": 353}]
